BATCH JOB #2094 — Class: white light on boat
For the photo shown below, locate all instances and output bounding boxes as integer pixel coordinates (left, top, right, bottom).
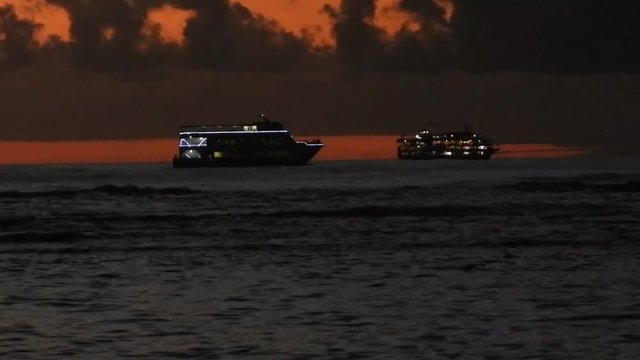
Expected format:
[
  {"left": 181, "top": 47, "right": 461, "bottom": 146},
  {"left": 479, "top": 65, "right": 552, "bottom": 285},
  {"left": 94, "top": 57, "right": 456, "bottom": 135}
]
[
  {"left": 180, "top": 130, "right": 288, "bottom": 135},
  {"left": 180, "top": 137, "right": 207, "bottom": 148},
  {"left": 183, "top": 149, "right": 201, "bottom": 159}
]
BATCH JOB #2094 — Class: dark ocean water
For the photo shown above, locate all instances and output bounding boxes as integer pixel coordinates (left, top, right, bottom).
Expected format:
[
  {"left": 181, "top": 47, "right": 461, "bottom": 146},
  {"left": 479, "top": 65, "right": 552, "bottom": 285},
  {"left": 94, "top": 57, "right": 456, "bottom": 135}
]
[{"left": 1, "top": 157, "right": 639, "bottom": 359}]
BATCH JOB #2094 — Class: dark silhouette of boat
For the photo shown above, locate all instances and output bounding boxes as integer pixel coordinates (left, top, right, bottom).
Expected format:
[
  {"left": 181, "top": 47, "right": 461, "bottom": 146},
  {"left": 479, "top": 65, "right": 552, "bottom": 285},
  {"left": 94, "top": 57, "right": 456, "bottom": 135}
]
[
  {"left": 397, "top": 124, "right": 499, "bottom": 160},
  {"left": 172, "top": 114, "right": 324, "bottom": 168}
]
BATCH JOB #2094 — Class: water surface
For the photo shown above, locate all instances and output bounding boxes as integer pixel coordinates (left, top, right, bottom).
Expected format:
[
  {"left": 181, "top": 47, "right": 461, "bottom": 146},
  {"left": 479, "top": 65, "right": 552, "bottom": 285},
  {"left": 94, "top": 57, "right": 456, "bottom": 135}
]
[{"left": 1, "top": 157, "right": 639, "bottom": 359}]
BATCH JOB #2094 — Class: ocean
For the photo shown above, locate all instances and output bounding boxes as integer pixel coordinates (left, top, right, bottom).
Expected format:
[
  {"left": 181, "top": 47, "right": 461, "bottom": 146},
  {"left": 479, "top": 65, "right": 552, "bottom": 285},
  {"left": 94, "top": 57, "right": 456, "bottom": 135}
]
[{"left": 1, "top": 157, "right": 639, "bottom": 359}]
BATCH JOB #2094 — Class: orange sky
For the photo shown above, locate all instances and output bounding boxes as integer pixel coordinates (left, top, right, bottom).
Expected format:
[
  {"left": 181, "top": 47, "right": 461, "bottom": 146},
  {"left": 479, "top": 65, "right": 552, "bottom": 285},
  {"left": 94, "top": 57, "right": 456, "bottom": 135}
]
[
  {"left": 1, "top": 0, "right": 450, "bottom": 45},
  {"left": 0, "top": 137, "right": 593, "bottom": 165},
  {"left": 1, "top": 0, "right": 70, "bottom": 42}
]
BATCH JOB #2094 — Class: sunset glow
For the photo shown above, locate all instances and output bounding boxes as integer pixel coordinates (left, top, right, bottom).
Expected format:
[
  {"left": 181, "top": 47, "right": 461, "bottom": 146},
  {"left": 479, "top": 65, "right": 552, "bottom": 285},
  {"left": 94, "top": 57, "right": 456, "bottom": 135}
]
[
  {"left": 0, "top": 138, "right": 592, "bottom": 165},
  {"left": 1, "top": 0, "right": 455, "bottom": 46},
  {"left": 238, "top": 0, "right": 335, "bottom": 45},
  {"left": 145, "top": 5, "right": 195, "bottom": 44},
  {"left": 1, "top": 0, "right": 70, "bottom": 42},
  {"left": 494, "top": 144, "right": 594, "bottom": 159},
  {"left": 375, "top": 0, "right": 421, "bottom": 36}
]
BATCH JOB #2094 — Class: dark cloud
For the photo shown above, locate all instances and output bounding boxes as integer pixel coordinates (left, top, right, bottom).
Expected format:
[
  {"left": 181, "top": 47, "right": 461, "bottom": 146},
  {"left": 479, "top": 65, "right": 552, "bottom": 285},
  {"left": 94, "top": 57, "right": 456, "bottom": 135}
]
[
  {"left": 45, "top": 0, "right": 190, "bottom": 70},
  {"left": 39, "top": 0, "right": 320, "bottom": 71},
  {"left": 0, "top": 5, "right": 41, "bottom": 68},
  {"left": 3, "top": 0, "right": 640, "bottom": 73},
  {"left": 3, "top": 0, "right": 322, "bottom": 72},
  {"left": 322, "top": 0, "right": 640, "bottom": 73},
  {"left": 451, "top": 0, "right": 640, "bottom": 72},
  {"left": 179, "top": 0, "right": 317, "bottom": 71},
  {"left": 387, "top": 0, "right": 453, "bottom": 71},
  {"left": 322, "top": 0, "right": 452, "bottom": 72},
  {"left": 322, "top": 0, "right": 386, "bottom": 71}
]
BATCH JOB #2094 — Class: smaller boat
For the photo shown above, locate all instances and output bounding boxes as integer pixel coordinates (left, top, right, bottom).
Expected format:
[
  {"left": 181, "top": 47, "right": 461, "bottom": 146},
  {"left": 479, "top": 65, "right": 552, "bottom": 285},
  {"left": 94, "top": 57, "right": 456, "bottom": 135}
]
[{"left": 397, "top": 124, "right": 499, "bottom": 160}]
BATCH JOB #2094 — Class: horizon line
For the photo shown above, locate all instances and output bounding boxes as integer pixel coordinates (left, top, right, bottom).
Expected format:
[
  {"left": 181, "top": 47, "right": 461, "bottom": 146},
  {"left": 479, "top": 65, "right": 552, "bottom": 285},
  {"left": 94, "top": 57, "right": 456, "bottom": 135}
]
[{"left": 0, "top": 137, "right": 597, "bottom": 165}]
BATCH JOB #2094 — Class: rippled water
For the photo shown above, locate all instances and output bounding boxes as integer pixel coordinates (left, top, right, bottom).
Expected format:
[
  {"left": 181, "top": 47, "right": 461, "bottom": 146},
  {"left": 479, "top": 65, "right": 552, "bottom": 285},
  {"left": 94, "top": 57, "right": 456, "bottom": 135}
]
[{"left": 1, "top": 158, "right": 639, "bottom": 359}]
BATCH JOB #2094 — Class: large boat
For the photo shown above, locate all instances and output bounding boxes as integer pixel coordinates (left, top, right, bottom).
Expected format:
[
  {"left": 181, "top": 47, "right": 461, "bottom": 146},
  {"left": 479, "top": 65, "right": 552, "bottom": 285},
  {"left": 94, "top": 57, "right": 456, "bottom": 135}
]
[
  {"left": 397, "top": 125, "right": 499, "bottom": 160},
  {"left": 172, "top": 115, "right": 324, "bottom": 167}
]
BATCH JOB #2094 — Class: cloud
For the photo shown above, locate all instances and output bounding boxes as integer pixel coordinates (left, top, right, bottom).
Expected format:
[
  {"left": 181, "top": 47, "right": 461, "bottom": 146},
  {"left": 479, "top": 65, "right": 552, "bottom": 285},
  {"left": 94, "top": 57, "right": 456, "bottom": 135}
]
[
  {"left": 0, "top": 4, "right": 41, "bottom": 68},
  {"left": 178, "top": 0, "right": 317, "bottom": 71},
  {"left": 322, "top": 0, "right": 452, "bottom": 72},
  {"left": 45, "top": 0, "right": 185, "bottom": 69},
  {"left": 450, "top": 0, "right": 640, "bottom": 72},
  {"left": 35, "top": 0, "right": 321, "bottom": 71},
  {"left": 2, "top": 0, "right": 640, "bottom": 73},
  {"left": 387, "top": 0, "right": 453, "bottom": 71},
  {"left": 323, "top": 0, "right": 640, "bottom": 73},
  {"left": 322, "top": 0, "right": 386, "bottom": 71}
]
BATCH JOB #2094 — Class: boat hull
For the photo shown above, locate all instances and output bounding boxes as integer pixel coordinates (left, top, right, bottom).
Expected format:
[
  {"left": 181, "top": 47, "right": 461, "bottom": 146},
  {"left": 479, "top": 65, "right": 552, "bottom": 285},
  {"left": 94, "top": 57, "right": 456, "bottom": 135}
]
[
  {"left": 173, "top": 143, "right": 323, "bottom": 168},
  {"left": 398, "top": 148, "right": 498, "bottom": 160}
]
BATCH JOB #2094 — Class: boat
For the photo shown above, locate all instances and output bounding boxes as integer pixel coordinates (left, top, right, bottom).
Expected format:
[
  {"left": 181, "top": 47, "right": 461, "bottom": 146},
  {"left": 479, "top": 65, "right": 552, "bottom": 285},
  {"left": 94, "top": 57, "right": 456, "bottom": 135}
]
[
  {"left": 172, "top": 114, "right": 324, "bottom": 168},
  {"left": 397, "top": 124, "right": 499, "bottom": 160}
]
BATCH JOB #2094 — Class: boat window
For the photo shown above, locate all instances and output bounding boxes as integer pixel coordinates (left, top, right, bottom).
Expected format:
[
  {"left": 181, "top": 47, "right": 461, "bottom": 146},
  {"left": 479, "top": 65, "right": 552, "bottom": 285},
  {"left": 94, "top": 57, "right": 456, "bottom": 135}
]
[
  {"left": 215, "top": 138, "right": 236, "bottom": 145},
  {"left": 181, "top": 149, "right": 202, "bottom": 159}
]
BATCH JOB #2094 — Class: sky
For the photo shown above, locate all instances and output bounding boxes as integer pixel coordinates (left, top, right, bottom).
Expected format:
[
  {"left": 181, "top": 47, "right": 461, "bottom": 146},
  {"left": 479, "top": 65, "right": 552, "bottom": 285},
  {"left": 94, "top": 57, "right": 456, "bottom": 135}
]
[{"left": 1, "top": 0, "right": 640, "bottom": 163}]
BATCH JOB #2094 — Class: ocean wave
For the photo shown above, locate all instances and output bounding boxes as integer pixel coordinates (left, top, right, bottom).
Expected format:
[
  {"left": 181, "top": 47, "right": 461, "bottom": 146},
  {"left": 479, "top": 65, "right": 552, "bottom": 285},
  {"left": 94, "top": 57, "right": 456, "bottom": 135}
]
[
  {"left": 0, "top": 202, "right": 624, "bottom": 231},
  {"left": 0, "top": 185, "right": 205, "bottom": 199},
  {"left": 505, "top": 173, "right": 640, "bottom": 193},
  {"left": 0, "top": 236, "right": 632, "bottom": 255},
  {"left": 261, "top": 204, "right": 485, "bottom": 218},
  {"left": 0, "top": 231, "right": 83, "bottom": 243}
]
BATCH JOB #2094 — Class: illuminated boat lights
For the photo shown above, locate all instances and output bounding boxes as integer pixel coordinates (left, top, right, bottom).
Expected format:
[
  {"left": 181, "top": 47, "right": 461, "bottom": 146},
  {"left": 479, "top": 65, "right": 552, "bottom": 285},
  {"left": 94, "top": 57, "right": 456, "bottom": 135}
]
[
  {"left": 179, "top": 138, "right": 208, "bottom": 148},
  {"left": 397, "top": 124, "right": 498, "bottom": 160},
  {"left": 172, "top": 115, "right": 324, "bottom": 167},
  {"left": 298, "top": 142, "right": 324, "bottom": 146},
  {"left": 179, "top": 130, "right": 290, "bottom": 135}
]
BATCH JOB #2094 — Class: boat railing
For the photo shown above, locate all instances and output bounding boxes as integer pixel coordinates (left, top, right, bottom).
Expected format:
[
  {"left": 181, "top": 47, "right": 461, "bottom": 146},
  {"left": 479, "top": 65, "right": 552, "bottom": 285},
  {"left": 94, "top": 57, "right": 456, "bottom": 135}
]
[
  {"left": 297, "top": 139, "right": 323, "bottom": 145},
  {"left": 179, "top": 124, "right": 251, "bottom": 132},
  {"left": 397, "top": 132, "right": 431, "bottom": 141}
]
